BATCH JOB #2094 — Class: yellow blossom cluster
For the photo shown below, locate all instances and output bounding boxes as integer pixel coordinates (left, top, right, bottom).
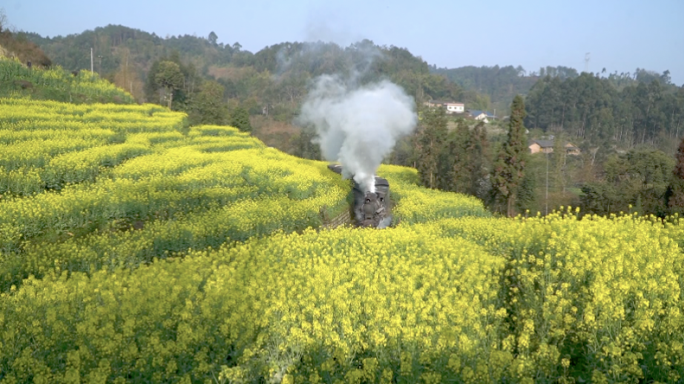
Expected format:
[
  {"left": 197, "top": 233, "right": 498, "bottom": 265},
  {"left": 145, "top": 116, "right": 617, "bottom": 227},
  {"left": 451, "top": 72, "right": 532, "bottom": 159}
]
[
  {"left": 3, "top": 210, "right": 680, "bottom": 382},
  {"left": 377, "top": 164, "right": 490, "bottom": 224},
  {"left": 0, "top": 99, "right": 350, "bottom": 294},
  {"left": 0, "top": 98, "right": 683, "bottom": 383},
  {"left": 0, "top": 57, "right": 136, "bottom": 103}
]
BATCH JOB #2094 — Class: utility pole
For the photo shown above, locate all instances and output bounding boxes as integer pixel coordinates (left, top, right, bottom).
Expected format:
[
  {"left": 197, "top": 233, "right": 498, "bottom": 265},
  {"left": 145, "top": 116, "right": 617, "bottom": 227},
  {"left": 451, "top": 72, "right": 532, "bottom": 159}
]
[{"left": 90, "top": 48, "right": 94, "bottom": 73}]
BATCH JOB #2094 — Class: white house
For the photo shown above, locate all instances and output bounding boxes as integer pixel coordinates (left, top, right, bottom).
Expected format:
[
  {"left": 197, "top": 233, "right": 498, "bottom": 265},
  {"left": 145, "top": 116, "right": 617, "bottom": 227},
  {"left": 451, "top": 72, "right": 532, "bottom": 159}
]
[
  {"left": 445, "top": 102, "right": 465, "bottom": 114},
  {"left": 423, "top": 100, "right": 465, "bottom": 114},
  {"left": 468, "top": 110, "right": 496, "bottom": 123}
]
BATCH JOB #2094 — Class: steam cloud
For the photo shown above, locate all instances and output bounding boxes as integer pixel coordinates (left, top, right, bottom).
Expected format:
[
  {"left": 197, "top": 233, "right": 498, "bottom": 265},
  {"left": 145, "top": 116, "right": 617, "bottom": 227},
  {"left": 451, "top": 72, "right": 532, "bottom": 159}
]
[{"left": 299, "top": 75, "right": 418, "bottom": 193}]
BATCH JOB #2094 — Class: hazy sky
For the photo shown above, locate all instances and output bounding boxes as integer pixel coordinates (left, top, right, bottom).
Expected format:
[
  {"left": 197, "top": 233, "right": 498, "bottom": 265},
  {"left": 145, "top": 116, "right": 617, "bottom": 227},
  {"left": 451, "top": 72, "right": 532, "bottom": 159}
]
[{"left": 4, "top": 0, "right": 684, "bottom": 85}]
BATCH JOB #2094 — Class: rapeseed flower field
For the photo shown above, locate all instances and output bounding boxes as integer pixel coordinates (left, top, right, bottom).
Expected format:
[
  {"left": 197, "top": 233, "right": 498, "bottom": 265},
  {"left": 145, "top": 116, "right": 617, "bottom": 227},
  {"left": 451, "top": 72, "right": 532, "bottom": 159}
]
[{"left": 0, "top": 98, "right": 683, "bottom": 383}]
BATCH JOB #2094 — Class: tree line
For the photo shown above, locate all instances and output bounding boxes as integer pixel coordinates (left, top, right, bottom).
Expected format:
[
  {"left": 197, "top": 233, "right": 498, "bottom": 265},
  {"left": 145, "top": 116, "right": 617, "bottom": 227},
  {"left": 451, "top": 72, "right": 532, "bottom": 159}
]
[
  {"left": 25, "top": 24, "right": 483, "bottom": 141},
  {"left": 431, "top": 65, "right": 579, "bottom": 116},
  {"left": 25, "top": 25, "right": 473, "bottom": 115},
  {"left": 408, "top": 93, "right": 684, "bottom": 218},
  {"left": 525, "top": 72, "right": 684, "bottom": 155},
  {"left": 409, "top": 96, "right": 534, "bottom": 217}
]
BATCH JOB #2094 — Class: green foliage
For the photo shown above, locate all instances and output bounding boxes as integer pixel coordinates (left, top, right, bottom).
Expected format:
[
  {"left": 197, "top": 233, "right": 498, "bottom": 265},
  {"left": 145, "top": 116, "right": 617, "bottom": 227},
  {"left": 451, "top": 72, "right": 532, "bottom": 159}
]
[
  {"left": 515, "top": 168, "right": 537, "bottom": 213},
  {"left": 230, "top": 106, "right": 252, "bottom": 132},
  {"left": 26, "top": 27, "right": 479, "bottom": 120},
  {"left": 443, "top": 121, "right": 491, "bottom": 199},
  {"left": 414, "top": 107, "right": 448, "bottom": 188},
  {"left": 442, "top": 121, "right": 470, "bottom": 192},
  {"left": 289, "top": 124, "right": 321, "bottom": 160},
  {"left": 490, "top": 95, "right": 528, "bottom": 216},
  {"left": 186, "top": 80, "right": 227, "bottom": 126},
  {"left": 525, "top": 73, "right": 684, "bottom": 152},
  {"left": 580, "top": 148, "right": 675, "bottom": 216},
  {"left": 412, "top": 113, "right": 492, "bottom": 203},
  {"left": 666, "top": 136, "right": 684, "bottom": 215},
  {"left": 431, "top": 65, "right": 576, "bottom": 114},
  {"left": 466, "top": 123, "right": 491, "bottom": 199},
  {"left": 551, "top": 135, "right": 568, "bottom": 193},
  {"left": 144, "top": 53, "right": 202, "bottom": 110},
  {"left": 208, "top": 31, "right": 218, "bottom": 46},
  {"left": 154, "top": 60, "right": 184, "bottom": 109},
  {"left": 0, "top": 58, "right": 134, "bottom": 103}
]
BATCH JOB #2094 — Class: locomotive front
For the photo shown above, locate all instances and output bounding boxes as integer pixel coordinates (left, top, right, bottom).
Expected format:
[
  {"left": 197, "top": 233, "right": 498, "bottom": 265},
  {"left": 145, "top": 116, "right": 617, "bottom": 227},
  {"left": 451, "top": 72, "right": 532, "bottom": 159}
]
[{"left": 327, "top": 164, "right": 392, "bottom": 228}]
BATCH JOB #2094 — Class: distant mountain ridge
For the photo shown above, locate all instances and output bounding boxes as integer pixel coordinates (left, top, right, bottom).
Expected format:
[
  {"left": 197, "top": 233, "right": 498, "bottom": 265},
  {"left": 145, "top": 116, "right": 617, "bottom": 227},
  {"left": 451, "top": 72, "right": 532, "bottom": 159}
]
[
  {"left": 431, "top": 64, "right": 678, "bottom": 114},
  {"left": 22, "top": 24, "right": 467, "bottom": 106}
]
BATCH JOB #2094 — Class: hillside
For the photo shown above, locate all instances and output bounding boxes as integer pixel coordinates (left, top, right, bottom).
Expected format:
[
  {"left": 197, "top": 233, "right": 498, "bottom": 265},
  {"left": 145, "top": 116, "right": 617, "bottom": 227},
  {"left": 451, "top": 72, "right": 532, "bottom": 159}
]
[
  {"left": 0, "top": 97, "right": 683, "bottom": 382},
  {"left": 0, "top": 58, "right": 135, "bottom": 103},
  {"left": 24, "top": 25, "right": 467, "bottom": 107},
  {"left": 432, "top": 64, "right": 679, "bottom": 116},
  {"left": 21, "top": 25, "right": 484, "bottom": 158},
  {"left": 0, "top": 21, "right": 51, "bottom": 68}
]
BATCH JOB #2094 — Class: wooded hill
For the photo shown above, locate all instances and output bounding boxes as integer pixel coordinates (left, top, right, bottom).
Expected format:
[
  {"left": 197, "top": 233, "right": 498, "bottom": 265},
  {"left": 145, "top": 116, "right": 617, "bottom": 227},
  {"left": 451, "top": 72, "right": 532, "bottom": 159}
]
[
  {"left": 432, "top": 64, "right": 680, "bottom": 118},
  {"left": 526, "top": 72, "right": 684, "bottom": 155},
  {"left": 23, "top": 25, "right": 469, "bottom": 112}
]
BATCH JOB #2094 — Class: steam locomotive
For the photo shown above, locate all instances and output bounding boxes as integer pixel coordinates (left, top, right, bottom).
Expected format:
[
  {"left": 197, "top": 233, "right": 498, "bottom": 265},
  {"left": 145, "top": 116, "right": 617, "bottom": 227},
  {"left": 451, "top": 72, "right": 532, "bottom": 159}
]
[{"left": 327, "top": 164, "right": 392, "bottom": 228}]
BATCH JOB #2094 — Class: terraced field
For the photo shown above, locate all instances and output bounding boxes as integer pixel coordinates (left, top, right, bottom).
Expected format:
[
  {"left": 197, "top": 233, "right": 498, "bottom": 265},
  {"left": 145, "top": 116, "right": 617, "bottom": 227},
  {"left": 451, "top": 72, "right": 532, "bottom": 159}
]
[{"left": 0, "top": 98, "right": 683, "bottom": 383}]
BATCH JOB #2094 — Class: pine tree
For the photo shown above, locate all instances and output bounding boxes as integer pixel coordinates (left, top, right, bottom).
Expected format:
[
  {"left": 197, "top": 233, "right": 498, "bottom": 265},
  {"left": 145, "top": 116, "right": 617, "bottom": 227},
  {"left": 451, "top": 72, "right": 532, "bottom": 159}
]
[
  {"left": 467, "top": 122, "right": 490, "bottom": 199},
  {"left": 490, "top": 95, "right": 528, "bottom": 216},
  {"left": 444, "top": 121, "right": 470, "bottom": 192},
  {"left": 666, "top": 136, "right": 684, "bottom": 216},
  {"left": 415, "top": 107, "right": 448, "bottom": 189},
  {"left": 230, "top": 106, "right": 252, "bottom": 133}
]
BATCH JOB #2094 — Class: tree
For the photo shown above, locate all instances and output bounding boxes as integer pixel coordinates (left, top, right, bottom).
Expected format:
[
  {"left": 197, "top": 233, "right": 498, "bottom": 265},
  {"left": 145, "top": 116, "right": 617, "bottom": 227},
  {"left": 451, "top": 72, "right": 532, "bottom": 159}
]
[
  {"left": 466, "top": 122, "right": 491, "bottom": 199},
  {"left": 208, "top": 31, "right": 218, "bottom": 46},
  {"left": 414, "top": 107, "right": 448, "bottom": 189},
  {"left": 581, "top": 148, "right": 674, "bottom": 216},
  {"left": 444, "top": 121, "right": 470, "bottom": 192},
  {"left": 516, "top": 170, "right": 537, "bottom": 214},
  {"left": 186, "top": 80, "right": 227, "bottom": 126},
  {"left": 111, "top": 47, "right": 143, "bottom": 100},
  {"left": 490, "top": 95, "right": 528, "bottom": 216},
  {"left": 230, "top": 106, "right": 252, "bottom": 133},
  {"left": 154, "top": 61, "right": 184, "bottom": 109},
  {"left": 290, "top": 125, "right": 321, "bottom": 160},
  {"left": 666, "top": 136, "right": 684, "bottom": 215}
]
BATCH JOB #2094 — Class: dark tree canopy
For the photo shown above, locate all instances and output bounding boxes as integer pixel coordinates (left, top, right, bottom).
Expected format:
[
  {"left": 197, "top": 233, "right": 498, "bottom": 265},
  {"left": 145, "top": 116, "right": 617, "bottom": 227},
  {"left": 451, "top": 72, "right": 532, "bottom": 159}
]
[
  {"left": 581, "top": 149, "right": 675, "bottom": 217},
  {"left": 666, "top": 136, "right": 684, "bottom": 215},
  {"left": 525, "top": 73, "right": 683, "bottom": 151},
  {"left": 414, "top": 107, "right": 448, "bottom": 189},
  {"left": 186, "top": 80, "right": 227, "bottom": 126},
  {"left": 230, "top": 106, "right": 252, "bottom": 133},
  {"left": 490, "top": 95, "right": 528, "bottom": 216}
]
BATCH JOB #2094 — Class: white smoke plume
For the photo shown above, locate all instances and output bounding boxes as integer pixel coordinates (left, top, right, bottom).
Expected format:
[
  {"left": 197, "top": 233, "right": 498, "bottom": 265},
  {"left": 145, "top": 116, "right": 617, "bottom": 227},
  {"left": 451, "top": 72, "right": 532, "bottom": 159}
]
[{"left": 299, "top": 75, "right": 417, "bottom": 193}]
